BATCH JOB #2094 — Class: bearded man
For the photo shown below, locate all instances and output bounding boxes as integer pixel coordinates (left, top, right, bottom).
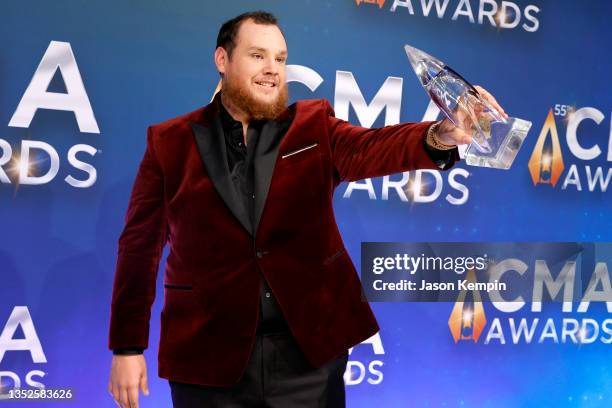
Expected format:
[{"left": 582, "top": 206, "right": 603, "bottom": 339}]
[{"left": 108, "top": 10, "right": 505, "bottom": 408}]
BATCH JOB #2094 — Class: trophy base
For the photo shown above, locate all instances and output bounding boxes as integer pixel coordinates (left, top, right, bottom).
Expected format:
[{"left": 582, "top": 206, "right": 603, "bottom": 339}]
[{"left": 465, "top": 117, "right": 532, "bottom": 169}]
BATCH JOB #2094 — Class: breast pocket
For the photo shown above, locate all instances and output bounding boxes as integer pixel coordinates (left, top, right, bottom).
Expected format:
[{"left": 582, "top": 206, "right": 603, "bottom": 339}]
[{"left": 280, "top": 143, "right": 320, "bottom": 167}]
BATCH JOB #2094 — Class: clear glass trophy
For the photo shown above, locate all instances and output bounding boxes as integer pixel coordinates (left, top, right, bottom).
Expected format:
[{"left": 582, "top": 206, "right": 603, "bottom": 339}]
[{"left": 405, "top": 45, "right": 531, "bottom": 169}]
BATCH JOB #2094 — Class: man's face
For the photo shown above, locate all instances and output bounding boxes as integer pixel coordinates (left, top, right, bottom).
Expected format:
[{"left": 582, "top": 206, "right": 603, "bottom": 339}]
[{"left": 216, "top": 19, "right": 288, "bottom": 120}]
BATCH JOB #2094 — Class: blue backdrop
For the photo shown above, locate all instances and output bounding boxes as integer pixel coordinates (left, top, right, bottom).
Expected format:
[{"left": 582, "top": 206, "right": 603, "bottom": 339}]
[{"left": 1, "top": 0, "right": 611, "bottom": 406}]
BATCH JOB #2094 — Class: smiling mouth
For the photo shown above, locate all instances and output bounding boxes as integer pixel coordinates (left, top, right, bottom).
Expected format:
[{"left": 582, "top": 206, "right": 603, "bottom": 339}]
[{"left": 254, "top": 81, "right": 277, "bottom": 88}]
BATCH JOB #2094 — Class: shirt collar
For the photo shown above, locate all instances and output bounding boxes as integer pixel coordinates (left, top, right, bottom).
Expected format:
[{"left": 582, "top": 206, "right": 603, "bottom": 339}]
[{"left": 217, "top": 93, "right": 243, "bottom": 134}]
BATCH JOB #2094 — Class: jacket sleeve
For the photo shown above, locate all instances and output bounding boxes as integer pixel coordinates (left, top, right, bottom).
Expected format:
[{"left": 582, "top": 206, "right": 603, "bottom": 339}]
[
  {"left": 324, "top": 99, "right": 459, "bottom": 182},
  {"left": 108, "top": 126, "right": 167, "bottom": 351}
]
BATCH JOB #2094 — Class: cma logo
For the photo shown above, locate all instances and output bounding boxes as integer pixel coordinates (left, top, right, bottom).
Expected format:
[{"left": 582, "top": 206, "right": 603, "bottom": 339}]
[
  {"left": 2, "top": 40, "right": 100, "bottom": 188},
  {"left": 449, "top": 260, "right": 612, "bottom": 345},
  {"left": 0, "top": 307, "right": 47, "bottom": 397},
  {"left": 528, "top": 106, "right": 612, "bottom": 193},
  {"left": 355, "top": 0, "right": 541, "bottom": 33},
  {"left": 285, "top": 67, "right": 471, "bottom": 205},
  {"left": 344, "top": 333, "right": 384, "bottom": 385},
  {"left": 448, "top": 270, "right": 487, "bottom": 343}
]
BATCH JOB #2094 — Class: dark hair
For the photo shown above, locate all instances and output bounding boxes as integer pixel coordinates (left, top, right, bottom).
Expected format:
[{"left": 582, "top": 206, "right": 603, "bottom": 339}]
[{"left": 216, "top": 11, "right": 283, "bottom": 58}]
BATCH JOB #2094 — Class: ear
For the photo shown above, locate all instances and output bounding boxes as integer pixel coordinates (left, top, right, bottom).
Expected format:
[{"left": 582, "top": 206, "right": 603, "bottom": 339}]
[{"left": 214, "top": 47, "right": 227, "bottom": 75}]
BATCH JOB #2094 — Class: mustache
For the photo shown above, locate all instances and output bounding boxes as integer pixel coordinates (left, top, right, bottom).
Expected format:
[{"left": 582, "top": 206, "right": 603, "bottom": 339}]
[{"left": 222, "top": 78, "right": 288, "bottom": 121}]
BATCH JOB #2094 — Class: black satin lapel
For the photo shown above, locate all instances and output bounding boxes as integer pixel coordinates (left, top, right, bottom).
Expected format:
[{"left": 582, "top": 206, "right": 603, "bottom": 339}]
[
  {"left": 190, "top": 119, "right": 252, "bottom": 235},
  {"left": 253, "top": 120, "right": 289, "bottom": 234}
]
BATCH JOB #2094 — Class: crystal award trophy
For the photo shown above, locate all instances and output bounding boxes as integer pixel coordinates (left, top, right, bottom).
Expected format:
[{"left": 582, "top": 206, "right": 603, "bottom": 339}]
[{"left": 405, "top": 45, "right": 531, "bottom": 169}]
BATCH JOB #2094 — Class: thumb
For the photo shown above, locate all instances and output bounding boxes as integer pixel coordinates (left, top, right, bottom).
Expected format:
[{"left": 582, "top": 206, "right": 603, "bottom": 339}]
[
  {"left": 459, "top": 129, "right": 473, "bottom": 145},
  {"left": 140, "top": 374, "right": 150, "bottom": 396}
]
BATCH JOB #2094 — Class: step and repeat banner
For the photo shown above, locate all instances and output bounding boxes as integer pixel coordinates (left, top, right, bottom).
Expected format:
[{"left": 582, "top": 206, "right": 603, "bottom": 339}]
[{"left": 1, "top": 0, "right": 611, "bottom": 406}]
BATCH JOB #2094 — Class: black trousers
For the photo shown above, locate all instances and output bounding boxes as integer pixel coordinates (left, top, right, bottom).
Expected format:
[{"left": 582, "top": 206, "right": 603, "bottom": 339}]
[{"left": 169, "top": 331, "right": 348, "bottom": 407}]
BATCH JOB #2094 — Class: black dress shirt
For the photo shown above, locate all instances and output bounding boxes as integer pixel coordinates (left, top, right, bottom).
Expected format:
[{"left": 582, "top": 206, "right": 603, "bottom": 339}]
[{"left": 217, "top": 102, "right": 289, "bottom": 333}]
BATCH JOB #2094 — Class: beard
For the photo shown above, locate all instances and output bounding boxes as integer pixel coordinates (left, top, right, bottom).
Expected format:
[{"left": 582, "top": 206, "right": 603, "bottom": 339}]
[{"left": 222, "top": 76, "right": 288, "bottom": 121}]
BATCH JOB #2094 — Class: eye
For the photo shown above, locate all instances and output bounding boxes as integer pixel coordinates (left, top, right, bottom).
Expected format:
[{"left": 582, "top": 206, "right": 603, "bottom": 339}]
[
  {"left": 276, "top": 57, "right": 286, "bottom": 64},
  {"left": 252, "top": 54, "right": 263, "bottom": 60}
]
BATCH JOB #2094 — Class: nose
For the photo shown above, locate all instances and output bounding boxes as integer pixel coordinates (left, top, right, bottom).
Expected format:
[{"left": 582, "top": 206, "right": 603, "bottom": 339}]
[{"left": 262, "top": 56, "right": 279, "bottom": 75}]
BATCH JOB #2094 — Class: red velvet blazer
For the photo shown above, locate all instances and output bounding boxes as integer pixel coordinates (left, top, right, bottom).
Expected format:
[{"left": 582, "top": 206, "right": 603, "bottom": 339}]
[{"left": 109, "top": 96, "right": 457, "bottom": 386}]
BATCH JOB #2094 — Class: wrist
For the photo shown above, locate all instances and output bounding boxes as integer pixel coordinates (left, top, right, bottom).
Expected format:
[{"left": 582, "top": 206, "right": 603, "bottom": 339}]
[
  {"left": 113, "top": 348, "right": 144, "bottom": 356},
  {"left": 426, "top": 121, "right": 456, "bottom": 150}
]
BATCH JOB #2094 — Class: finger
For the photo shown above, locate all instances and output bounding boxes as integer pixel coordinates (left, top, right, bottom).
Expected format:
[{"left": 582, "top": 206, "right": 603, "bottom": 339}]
[
  {"left": 140, "top": 374, "right": 150, "bottom": 396},
  {"left": 442, "top": 128, "right": 469, "bottom": 146},
  {"left": 450, "top": 127, "right": 471, "bottom": 145},
  {"left": 128, "top": 385, "right": 139, "bottom": 408},
  {"left": 110, "top": 383, "right": 121, "bottom": 406},
  {"left": 475, "top": 86, "right": 507, "bottom": 118},
  {"left": 455, "top": 129, "right": 472, "bottom": 145},
  {"left": 474, "top": 85, "right": 503, "bottom": 112},
  {"left": 120, "top": 386, "right": 130, "bottom": 408},
  {"left": 488, "top": 98, "right": 506, "bottom": 118},
  {"left": 462, "top": 114, "right": 475, "bottom": 132},
  {"left": 478, "top": 88, "right": 501, "bottom": 111},
  {"left": 454, "top": 107, "right": 472, "bottom": 129}
]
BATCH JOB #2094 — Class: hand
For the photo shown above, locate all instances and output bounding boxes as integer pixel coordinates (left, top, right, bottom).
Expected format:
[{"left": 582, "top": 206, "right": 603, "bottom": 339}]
[
  {"left": 435, "top": 85, "right": 508, "bottom": 146},
  {"left": 109, "top": 354, "right": 149, "bottom": 408}
]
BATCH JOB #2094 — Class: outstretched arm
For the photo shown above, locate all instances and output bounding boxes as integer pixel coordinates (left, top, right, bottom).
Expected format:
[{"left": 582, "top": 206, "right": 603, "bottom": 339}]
[{"left": 325, "top": 100, "right": 458, "bottom": 182}]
